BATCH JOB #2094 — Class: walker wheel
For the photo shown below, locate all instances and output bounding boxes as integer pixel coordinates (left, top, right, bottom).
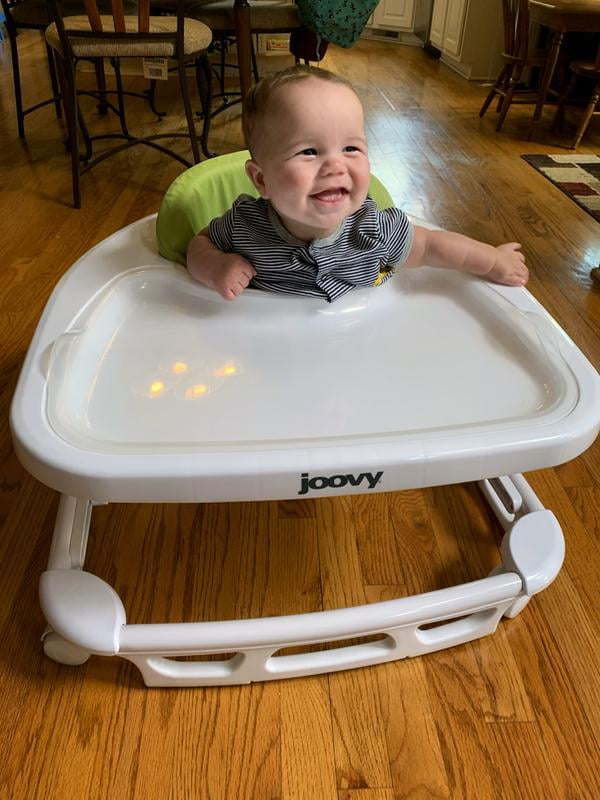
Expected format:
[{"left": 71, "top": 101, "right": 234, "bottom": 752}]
[{"left": 42, "top": 632, "right": 91, "bottom": 665}]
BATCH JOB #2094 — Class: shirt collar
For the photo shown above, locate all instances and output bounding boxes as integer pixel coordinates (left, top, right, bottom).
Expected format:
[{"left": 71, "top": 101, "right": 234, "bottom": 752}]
[{"left": 266, "top": 201, "right": 346, "bottom": 248}]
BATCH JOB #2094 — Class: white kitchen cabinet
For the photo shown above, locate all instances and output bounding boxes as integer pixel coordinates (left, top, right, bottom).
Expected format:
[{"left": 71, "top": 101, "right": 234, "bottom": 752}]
[
  {"left": 429, "top": 0, "right": 504, "bottom": 81},
  {"left": 429, "top": 0, "right": 448, "bottom": 49},
  {"left": 363, "top": 0, "right": 423, "bottom": 46},
  {"left": 372, "top": 0, "right": 416, "bottom": 29}
]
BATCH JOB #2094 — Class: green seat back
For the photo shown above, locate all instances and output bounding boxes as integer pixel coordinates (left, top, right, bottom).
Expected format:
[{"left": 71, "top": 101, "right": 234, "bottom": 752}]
[{"left": 156, "top": 150, "right": 395, "bottom": 265}]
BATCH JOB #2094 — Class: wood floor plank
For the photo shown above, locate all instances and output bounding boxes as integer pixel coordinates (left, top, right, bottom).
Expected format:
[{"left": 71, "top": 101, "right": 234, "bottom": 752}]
[
  {"left": 374, "top": 658, "right": 449, "bottom": 799},
  {"left": 387, "top": 489, "right": 438, "bottom": 595},
  {"left": 275, "top": 517, "right": 337, "bottom": 799},
  {"left": 225, "top": 683, "right": 282, "bottom": 800},
  {"left": 329, "top": 666, "right": 394, "bottom": 791},
  {"left": 421, "top": 644, "right": 506, "bottom": 800},
  {"left": 487, "top": 721, "right": 577, "bottom": 800},
  {"left": 315, "top": 499, "right": 393, "bottom": 790},
  {"left": 473, "top": 626, "right": 537, "bottom": 724},
  {"left": 281, "top": 676, "right": 337, "bottom": 800},
  {"left": 351, "top": 493, "right": 404, "bottom": 586}
]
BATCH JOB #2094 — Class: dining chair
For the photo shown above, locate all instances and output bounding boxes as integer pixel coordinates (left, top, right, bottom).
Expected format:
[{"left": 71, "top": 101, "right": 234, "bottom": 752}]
[
  {"left": 554, "top": 42, "right": 600, "bottom": 149},
  {"left": 45, "top": 0, "right": 213, "bottom": 208},
  {"left": 479, "top": 0, "right": 551, "bottom": 131},
  {"left": 186, "top": 1, "right": 300, "bottom": 110},
  {"left": 1, "top": 0, "right": 62, "bottom": 137}
]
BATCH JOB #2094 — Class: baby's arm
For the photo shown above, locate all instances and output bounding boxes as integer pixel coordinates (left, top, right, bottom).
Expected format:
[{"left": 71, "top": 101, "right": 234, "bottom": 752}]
[
  {"left": 186, "top": 229, "right": 256, "bottom": 300},
  {"left": 404, "top": 226, "right": 528, "bottom": 286}
]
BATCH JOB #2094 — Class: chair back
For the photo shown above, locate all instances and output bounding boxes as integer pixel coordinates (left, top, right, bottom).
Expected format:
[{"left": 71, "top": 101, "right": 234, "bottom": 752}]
[
  {"left": 502, "top": 0, "right": 530, "bottom": 60},
  {"left": 156, "top": 151, "right": 396, "bottom": 265},
  {"left": 80, "top": 0, "right": 149, "bottom": 33},
  {"left": 48, "top": 0, "right": 185, "bottom": 49}
]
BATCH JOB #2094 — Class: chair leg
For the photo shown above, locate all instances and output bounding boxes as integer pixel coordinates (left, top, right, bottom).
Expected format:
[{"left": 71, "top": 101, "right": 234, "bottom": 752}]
[
  {"left": 55, "top": 54, "right": 81, "bottom": 208},
  {"left": 145, "top": 80, "right": 167, "bottom": 119},
  {"left": 496, "top": 65, "right": 524, "bottom": 132},
  {"left": 251, "top": 37, "right": 259, "bottom": 83},
  {"left": 479, "top": 64, "right": 509, "bottom": 118},
  {"left": 111, "top": 58, "right": 130, "bottom": 137},
  {"left": 7, "top": 30, "right": 25, "bottom": 138},
  {"left": 553, "top": 71, "right": 577, "bottom": 133},
  {"left": 178, "top": 54, "right": 201, "bottom": 163},
  {"left": 496, "top": 64, "right": 514, "bottom": 111},
  {"left": 220, "top": 38, "right": 227, "bottom": 96},
  {"left": 195, "top": 54, "right": 214, "bottom": 159},
  {"left": 94, "top": 59, "right": 109, "bottom": 116},
  {"left": 571, "top": 81, "right": 600, "bottom": 150},
  {"left": 77, "top": 101, "right": 93, "bottom": 164},
  {"left": 45, "top": 42, "right": 62, "bottom": 120}
]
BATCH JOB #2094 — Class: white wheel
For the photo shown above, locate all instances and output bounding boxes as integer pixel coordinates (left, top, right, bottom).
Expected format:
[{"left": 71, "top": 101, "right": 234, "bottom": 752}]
[{"left": 42, "top": 632, "right": 91, "bottom": 665}]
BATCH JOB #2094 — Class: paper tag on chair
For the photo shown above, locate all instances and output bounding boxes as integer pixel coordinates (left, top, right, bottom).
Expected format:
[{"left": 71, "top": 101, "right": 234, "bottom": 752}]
[{"left": 142, "top": 58, "right": 168, "bottom": 80}]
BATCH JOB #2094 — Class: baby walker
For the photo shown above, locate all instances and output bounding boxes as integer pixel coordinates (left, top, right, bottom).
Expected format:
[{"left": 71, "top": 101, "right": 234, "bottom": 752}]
[{"left": 10, "top": 152, "right": 600, "bottom": 686}]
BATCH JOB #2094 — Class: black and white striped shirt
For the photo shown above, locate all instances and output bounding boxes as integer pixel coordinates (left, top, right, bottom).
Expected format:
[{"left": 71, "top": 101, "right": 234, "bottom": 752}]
[{"left": 208, "top": 195, "right": 413, "bottom": 303}]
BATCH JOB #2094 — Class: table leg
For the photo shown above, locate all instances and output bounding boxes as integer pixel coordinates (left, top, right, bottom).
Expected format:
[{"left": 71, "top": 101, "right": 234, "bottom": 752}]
[
  {"left": 234, "top": 0, "right": 252, "bottom": 99},
  {"left": 528, "top": 29, "right": 564, "bottom": 141}
]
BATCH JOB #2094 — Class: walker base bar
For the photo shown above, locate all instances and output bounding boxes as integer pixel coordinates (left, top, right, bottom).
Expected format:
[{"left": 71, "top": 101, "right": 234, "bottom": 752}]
[{"left": 39, "top": 474, "right": 564, "bottom": 687}]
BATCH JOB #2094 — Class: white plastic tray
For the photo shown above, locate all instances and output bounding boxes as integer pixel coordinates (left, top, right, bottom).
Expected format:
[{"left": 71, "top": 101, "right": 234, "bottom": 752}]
[{"left": 10, "top": 216, "right": 600, "bottom": 503}]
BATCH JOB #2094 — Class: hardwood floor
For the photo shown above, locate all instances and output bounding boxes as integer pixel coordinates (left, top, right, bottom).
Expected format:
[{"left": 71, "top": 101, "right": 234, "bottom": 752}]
[{"left": 1, "top": 33, "right": 599, "bottom": 800}]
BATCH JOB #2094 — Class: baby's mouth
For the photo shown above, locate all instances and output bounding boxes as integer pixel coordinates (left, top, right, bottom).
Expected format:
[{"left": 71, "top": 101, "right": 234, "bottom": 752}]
[{"left": 311, "top": 188, "right": 348, "bottom": 203}]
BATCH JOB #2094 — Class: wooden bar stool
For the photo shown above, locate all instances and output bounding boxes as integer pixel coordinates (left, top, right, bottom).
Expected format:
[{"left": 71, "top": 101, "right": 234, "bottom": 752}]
[{"left": 45, "top": 0, "right": 213, "bottom": 207}]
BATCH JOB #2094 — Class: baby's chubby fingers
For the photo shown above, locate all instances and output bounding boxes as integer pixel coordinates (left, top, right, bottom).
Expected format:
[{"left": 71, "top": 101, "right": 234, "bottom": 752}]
[
  {"left": 217, "top": 257, "right": 256, "bottom": 300},
  {"left": 509, "top": 262, "right": 529, "bottom": 285},
  {"left": 487, "top": 242, "right": 529, "bottom": 286},
  {"left": 497, "top": 241, "right": 524, "bottom": 258}
]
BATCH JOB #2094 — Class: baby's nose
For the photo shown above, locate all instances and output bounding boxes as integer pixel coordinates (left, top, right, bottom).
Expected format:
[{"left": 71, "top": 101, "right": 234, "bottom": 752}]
[{"left": 320, "top": 156, "right": 345, "bottom": 174}]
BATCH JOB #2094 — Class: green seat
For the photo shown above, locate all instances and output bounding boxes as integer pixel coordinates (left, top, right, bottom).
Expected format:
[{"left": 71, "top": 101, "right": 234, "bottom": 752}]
[{"left": 156, "top": 150, "right": 395, "bottom": 265}]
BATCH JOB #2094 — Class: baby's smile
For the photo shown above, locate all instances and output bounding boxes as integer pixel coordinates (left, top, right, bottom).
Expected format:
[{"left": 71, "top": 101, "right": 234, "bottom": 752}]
[{"left": 310, "top": 187, "right": 349, "bottom": 203}]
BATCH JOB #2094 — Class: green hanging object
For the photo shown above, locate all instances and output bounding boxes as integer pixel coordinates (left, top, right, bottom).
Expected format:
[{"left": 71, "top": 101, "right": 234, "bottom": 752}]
[{"left": 296, "top": 0, "right": 379, "bottom": 48}]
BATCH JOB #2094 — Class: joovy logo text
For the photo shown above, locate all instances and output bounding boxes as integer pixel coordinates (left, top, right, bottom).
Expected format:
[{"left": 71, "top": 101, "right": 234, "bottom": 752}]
[{"left": 298, "top": 471, "right": 384, "bottom": 495}]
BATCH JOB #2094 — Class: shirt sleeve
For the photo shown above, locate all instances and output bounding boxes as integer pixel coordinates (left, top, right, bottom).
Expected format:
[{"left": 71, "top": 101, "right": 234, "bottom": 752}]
[
  {"left": 207, "top": 196, "right": 251, "bottom": 252},
  {"left": 377, "top": 206, "right": 414, "bottom": 266}
]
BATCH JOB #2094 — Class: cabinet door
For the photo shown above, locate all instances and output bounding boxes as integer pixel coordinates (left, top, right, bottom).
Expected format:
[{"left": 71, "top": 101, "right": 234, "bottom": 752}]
[
  {"left": 442, "top": 0, "right": 468, "bottom": 57},
  {"left": 372, "top": 0, "right": 415, "bottom": 29},
  {"left": 429, "top": 0, "right": 448, "bottom": 48}
]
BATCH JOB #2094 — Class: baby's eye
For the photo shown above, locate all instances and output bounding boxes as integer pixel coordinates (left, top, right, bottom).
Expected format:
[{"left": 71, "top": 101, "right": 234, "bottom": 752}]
[
  {"left": 298, "top": 148, "right": 317, "bottom": 156},
  {"left": 343, "top": 145, "right": 360, "bottom": 152}
]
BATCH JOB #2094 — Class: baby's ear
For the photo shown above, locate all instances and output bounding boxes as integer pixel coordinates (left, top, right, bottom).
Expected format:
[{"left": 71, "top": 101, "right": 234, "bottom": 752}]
[{"left": 245, "top": 160, "right": 269, "bottom": 198}]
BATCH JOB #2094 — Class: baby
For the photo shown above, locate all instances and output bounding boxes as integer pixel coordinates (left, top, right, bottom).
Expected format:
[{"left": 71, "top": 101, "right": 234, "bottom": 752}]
[{"left": 186, "top": 65, "right": 528, "bottom": 302}]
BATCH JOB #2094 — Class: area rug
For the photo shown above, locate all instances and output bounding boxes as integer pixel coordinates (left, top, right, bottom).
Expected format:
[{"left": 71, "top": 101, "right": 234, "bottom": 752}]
[{"left": 521, "top": 154, "right": 600, "bottom": 222}]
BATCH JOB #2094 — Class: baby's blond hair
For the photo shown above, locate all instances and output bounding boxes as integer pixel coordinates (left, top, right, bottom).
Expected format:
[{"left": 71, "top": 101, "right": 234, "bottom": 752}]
[{"left": 241, "top": 65, "right": 358, "bottom": 157}]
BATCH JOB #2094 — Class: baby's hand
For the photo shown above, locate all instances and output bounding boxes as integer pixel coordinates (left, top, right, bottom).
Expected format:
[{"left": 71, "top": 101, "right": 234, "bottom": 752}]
[
  {"left": 487, "top": 242, "right": 528, "bottom": 286},
  {"left": 206, "top": 253, "right": 256, "bottom": 300}
]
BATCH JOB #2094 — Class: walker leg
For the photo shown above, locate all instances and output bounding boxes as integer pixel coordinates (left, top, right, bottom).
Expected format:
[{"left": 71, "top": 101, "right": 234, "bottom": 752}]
[
  {"left": 479, "top": 474, "right": 565, "bottom": 618},
  {"left": 41, "top": 495, "right": 97, "bottom": 664},
  {"left": 46, "top": 494, "right": 94, "bottom": 571}
]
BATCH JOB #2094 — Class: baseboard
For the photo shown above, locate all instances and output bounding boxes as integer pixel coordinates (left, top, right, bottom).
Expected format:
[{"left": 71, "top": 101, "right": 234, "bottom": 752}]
[{"left": 361, "top": 28, "right": 422, "bottom": 47}]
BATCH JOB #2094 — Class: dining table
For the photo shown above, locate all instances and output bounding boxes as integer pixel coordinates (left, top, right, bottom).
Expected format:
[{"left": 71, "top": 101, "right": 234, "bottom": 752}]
[
  {"left": 528, "top": 0, "right": 600, "bottom": 139},
  {"left": 232, "top": 0, "right": 252, "bottom": 97}
]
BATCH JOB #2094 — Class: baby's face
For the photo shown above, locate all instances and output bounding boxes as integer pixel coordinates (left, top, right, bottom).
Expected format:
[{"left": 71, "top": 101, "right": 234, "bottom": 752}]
[{"left": 245, "top": 78, "right": 371, "bottom": 241}]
